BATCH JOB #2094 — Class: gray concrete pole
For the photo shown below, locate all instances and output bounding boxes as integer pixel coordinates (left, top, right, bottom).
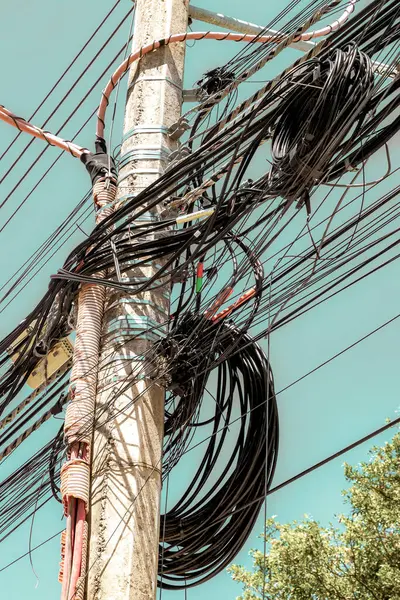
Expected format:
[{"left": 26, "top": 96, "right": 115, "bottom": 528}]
[{"left": 87, "top": 1, "right": 189, "bottom": 599}]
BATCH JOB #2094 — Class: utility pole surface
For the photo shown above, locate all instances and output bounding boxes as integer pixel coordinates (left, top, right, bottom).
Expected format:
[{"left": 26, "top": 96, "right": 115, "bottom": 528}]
[{"left": 87, "top": 1, "right": 189, "bottom": 599}]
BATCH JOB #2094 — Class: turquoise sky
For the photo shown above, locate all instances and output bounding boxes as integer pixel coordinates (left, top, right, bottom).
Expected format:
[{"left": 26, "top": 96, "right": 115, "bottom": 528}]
[{"left": 0, "top": 1, "right": 399, "bottom": 599}]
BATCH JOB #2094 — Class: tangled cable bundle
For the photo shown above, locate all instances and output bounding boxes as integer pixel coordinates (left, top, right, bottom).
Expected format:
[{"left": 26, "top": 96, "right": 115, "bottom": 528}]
[
  {"left": 269, "top": 44, "right": 374, "bottom": 203},
  {"left": 159, "top": 318, "right": 278, "bottom": 589}
]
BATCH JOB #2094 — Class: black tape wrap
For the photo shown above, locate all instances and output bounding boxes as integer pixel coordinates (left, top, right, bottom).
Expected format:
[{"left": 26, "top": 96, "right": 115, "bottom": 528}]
[
  {"left": 196, "top": 67, "right": 236, "bottom": 97},
  {"left": 80, "top": 137, "right": 117, "bottom": 185}
]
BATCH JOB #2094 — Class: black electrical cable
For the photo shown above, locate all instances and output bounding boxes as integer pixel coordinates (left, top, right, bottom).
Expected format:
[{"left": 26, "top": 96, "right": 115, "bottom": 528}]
[{"left": 155, "top": 317, "right": 278, "bottom": 588}]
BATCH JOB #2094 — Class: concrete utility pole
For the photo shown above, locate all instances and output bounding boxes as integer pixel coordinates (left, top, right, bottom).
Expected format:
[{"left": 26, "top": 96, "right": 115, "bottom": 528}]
[{"left": 87, "top": 1, "right": 189, "bottom": 599}]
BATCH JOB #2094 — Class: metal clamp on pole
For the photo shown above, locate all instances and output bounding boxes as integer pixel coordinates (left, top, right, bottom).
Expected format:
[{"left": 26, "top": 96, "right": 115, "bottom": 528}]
[
  {"left": 166, "top": 146, "right": 191, "bottom": 171},
  {"left": 168, "top": 117, "right": 191, "bottom": 140},
  {"left": 182, "top": 88, "right": 202, "bottom": 103}
]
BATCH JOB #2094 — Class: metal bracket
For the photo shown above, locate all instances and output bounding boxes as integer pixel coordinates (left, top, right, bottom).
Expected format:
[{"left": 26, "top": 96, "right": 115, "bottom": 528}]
[
  {"left": 168, "top": 118, "right": 191, "bottom": 140},
  {"left": 182, "top": 88, "right": 202, "bottom": 103},
  {"left": 165, "top": 146, "right": 191, "bottom": 173}
]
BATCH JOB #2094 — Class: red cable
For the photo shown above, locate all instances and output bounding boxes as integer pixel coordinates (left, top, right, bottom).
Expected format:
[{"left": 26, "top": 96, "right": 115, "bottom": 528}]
[{"left": 69, "top": 500, "right": 86, "bottom": 598}]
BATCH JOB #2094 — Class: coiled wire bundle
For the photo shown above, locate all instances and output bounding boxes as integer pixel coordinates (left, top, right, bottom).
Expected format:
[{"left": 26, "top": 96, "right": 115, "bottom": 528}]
[
  {"left": 158, "top": 317, "right": 279, "bottom": 589},
  {"left": 269, "top": 43, "right": 374, "bottom": 203}
]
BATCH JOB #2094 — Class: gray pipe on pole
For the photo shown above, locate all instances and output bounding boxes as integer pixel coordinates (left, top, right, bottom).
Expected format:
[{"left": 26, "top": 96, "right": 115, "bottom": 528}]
[
  {"left": 86, "top": 1, "right": 189, "bottom": 599},
  {"left": 188, "top": 4, "right": 397, "bottom": 77},
  {"left": 189, "top": 4, "right": 315, "bottom": 53}
]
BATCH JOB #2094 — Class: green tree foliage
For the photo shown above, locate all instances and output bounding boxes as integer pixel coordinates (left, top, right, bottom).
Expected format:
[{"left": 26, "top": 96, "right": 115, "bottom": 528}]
[{"left": 229, "top": 433, "right": 400, "bottom": 599}]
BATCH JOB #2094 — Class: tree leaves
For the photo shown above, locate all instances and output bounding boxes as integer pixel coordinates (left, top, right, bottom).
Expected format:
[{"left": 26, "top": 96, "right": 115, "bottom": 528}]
[{"left": 229, "top": 433, "right": 400, "bottom": 599}]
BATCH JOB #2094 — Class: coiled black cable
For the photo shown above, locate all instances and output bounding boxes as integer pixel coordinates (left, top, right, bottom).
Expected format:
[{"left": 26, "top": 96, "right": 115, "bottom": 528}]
[
  {"left": 158, "top": 317, "right": 278, "bottom": 588},
  {"left": 269, "top": 43, "right": 374, "bottom": 203}
]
